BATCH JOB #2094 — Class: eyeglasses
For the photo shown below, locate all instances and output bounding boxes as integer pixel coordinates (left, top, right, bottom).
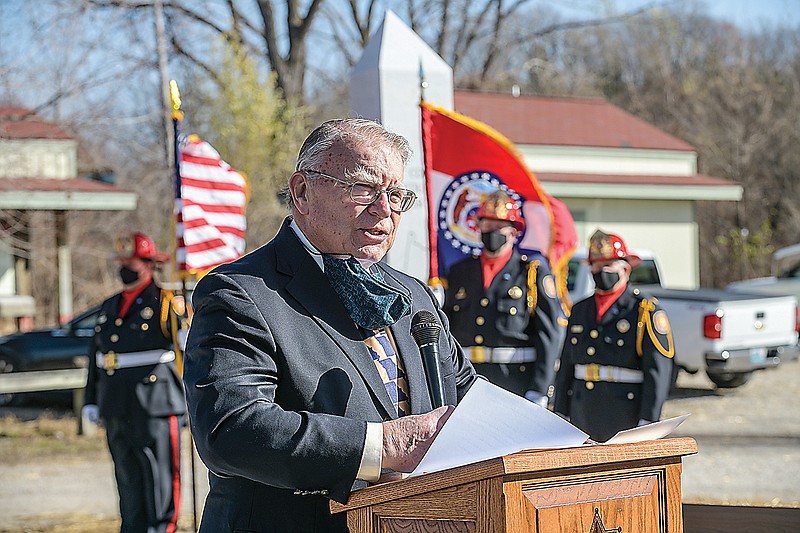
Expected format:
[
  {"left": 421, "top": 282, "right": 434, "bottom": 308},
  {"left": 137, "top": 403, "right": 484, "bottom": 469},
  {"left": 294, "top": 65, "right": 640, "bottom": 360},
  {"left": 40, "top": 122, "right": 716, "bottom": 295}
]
[{"left": 301, "top": 169, "right": 417, "bottom": 213}]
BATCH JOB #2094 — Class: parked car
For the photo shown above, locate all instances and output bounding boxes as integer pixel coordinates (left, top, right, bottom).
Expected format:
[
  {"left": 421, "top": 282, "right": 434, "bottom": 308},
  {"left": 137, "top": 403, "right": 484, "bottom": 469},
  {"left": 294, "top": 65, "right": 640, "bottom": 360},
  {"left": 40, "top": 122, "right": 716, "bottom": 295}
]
[
  {"left": 0, "top": 305, "right": 100, "bottom": 406},
  {"left": 567, "top": 248, "right": 799, "bottom": 388}
]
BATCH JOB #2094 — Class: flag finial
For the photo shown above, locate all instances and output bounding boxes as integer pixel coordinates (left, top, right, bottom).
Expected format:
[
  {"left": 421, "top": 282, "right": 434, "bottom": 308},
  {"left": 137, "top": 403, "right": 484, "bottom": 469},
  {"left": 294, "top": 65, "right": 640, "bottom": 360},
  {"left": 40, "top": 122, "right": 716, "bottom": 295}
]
[{"left": 170, "top": 80, "right": 184, "bottom": 121}]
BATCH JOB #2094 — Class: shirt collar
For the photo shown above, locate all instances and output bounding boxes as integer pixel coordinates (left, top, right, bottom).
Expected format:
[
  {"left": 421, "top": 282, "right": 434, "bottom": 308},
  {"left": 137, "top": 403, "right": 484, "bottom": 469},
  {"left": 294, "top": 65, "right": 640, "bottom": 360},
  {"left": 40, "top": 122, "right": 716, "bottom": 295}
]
[{"left": 289, "top": 218, "right": 381, "bottom": 271}]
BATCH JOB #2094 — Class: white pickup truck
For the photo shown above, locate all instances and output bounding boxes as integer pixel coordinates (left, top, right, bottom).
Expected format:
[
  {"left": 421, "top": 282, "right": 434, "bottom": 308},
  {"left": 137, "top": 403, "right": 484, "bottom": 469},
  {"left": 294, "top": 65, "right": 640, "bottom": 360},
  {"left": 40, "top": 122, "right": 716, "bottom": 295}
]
[{"left": 568, "top": 248, "right": 799, "bottom": 388}]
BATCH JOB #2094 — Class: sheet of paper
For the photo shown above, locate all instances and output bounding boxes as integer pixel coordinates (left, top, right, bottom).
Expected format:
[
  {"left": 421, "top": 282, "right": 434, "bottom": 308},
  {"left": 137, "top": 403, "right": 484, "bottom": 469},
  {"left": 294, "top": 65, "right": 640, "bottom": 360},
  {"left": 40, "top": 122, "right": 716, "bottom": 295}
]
[
  {"left": 602, "top": 414, "right": 690, "bottom": 445},
  {"left": 410, "top": 378, "right": 589, "bottom": 477}
]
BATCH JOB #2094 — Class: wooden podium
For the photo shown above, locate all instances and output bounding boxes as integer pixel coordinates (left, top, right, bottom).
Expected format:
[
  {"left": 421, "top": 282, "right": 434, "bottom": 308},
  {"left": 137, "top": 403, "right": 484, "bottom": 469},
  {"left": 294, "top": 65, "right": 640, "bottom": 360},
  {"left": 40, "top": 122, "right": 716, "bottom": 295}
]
[{"left": 332, "top": 437, "right": 697, "bottom": 533}]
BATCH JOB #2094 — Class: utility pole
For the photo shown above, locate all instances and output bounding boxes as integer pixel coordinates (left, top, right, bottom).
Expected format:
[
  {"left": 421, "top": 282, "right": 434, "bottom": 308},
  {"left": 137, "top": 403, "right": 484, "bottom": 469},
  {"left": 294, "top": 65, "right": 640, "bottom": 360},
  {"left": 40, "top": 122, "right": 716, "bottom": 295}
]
[{"left": 154, "top": 0, "right": 173, "bottom": 165}]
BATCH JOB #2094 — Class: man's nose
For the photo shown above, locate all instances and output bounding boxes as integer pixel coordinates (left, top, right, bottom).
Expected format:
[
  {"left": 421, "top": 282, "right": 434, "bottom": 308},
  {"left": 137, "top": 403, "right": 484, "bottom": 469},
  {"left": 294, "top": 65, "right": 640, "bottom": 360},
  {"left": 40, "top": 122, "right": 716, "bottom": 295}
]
[{"left": 367, "top": 190, "right": 393, "bottom": 216}]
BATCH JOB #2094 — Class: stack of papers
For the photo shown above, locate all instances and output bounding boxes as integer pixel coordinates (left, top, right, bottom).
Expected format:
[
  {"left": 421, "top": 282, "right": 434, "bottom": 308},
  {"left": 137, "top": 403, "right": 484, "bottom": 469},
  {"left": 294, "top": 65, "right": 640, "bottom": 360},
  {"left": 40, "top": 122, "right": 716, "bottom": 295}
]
[{"left": 410, "top": 379, "right": 688, "bottom": 477}]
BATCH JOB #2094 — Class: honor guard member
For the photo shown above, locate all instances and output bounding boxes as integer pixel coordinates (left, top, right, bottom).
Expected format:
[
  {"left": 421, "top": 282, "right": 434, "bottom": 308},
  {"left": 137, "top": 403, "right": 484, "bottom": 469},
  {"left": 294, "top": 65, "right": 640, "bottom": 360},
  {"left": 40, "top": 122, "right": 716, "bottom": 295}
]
[
  {"left": 553, "top": 229, "right": 675, "bottom": 442},
  {"left": 444, "top": 190, "right": 563, "bottom": 406},
  {"left": 82, "top": 232, "right": 187, "bottom": 533}
]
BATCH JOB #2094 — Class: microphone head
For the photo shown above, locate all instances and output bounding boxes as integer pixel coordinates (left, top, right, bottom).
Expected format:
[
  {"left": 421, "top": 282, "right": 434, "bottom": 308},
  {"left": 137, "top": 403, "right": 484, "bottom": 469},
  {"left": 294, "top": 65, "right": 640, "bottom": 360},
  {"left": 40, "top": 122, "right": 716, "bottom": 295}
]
[{"left": 411, "top": 310, "right": 441, "bottom": 346}]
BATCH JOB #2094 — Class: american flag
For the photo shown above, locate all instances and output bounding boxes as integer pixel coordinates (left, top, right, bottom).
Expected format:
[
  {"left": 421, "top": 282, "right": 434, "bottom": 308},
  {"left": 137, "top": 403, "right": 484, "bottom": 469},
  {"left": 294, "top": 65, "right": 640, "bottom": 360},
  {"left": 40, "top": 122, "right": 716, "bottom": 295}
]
[{"left": 176, "top": 135, "right": 248, "bottom": 275}]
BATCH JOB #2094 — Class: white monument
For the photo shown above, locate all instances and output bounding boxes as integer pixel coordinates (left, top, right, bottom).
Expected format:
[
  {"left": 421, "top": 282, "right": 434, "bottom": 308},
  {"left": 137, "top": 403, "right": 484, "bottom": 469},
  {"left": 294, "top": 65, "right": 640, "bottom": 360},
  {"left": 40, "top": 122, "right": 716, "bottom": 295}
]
[{"left": 350, "top": 10, "right": 453, "bottom": 280}]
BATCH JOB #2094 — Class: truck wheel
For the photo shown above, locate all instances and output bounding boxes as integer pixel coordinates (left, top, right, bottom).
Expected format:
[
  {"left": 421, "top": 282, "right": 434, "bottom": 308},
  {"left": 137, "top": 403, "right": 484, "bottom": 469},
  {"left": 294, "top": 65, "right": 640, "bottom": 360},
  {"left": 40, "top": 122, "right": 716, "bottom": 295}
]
[
  {"left": 707, "top": 371, "right": 752, "bottom": 389},
  {"left": 0, "top": 358, "right": 16, "bottom": 407}
]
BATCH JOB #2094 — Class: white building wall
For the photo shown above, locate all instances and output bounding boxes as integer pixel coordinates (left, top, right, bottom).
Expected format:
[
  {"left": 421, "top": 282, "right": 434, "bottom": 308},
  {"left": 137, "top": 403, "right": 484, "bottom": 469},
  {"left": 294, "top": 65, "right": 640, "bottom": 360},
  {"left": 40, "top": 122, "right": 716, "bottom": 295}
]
[
  {"left": 520, "top": 145, "right": 697, "bottom": 176},
  {"left": 562, "top": 197, "right": 698, "bottom": 289},
  {"left": 0, "top": 139, "right": 77, "bottom": 179}
]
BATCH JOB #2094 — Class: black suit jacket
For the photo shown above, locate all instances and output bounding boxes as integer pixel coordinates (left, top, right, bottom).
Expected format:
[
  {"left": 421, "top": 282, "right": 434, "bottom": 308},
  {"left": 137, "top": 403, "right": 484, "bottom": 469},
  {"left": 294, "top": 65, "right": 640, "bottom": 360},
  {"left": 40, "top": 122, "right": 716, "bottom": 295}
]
[
  {"left": 85, "top": 281, "right": 185, "bottom": 420},
  {"left": 553, "top": 285, "right": 674, "bottom": 442},
  {"left": 183, "top": 218, "right": 477, "bottom": 533}
]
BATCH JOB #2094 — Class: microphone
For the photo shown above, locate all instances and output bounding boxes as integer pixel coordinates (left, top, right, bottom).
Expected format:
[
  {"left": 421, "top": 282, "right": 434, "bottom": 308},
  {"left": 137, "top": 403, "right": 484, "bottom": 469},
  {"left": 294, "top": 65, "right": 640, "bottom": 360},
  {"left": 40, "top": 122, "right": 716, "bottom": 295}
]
[{"left": 411, "top": 310, "right": 446, "bottom": 408}]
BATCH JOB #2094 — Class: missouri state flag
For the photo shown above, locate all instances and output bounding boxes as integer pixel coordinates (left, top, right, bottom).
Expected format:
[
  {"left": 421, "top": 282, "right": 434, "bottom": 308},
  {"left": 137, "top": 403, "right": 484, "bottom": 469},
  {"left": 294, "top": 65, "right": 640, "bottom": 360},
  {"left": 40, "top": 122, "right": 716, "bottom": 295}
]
[
  {"left": 420, "top": 101, "right": 577, "bottom": 301},
  {"left": 176, "top": 135, "right": 248, "bottom": 275}
]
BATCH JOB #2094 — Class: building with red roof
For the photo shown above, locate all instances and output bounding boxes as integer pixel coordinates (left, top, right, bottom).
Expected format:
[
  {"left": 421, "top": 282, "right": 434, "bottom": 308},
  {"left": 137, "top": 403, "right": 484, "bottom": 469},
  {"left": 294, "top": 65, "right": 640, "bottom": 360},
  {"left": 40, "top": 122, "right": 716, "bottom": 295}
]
[
  {"left": 0, "top": 107, "right": 137, "bottom": 330},
  {"left": 453, "top": 90, "right": 742, "bottom": 288}
]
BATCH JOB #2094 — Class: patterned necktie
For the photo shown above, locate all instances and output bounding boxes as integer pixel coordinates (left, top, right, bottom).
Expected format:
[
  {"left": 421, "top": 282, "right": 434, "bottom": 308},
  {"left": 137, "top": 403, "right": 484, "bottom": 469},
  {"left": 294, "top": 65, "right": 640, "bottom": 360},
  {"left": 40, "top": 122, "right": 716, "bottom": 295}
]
[{"left": 362, "top": 328, "right": 410, "bottom": 416}]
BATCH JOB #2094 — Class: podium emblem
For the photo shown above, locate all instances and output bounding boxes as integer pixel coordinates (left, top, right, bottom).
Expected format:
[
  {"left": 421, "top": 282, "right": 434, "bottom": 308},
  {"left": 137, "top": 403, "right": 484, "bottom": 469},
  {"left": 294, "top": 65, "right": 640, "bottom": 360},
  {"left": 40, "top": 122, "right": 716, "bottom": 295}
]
[{"left": 588, "top": 508, "right": 621, "bottom": 533}]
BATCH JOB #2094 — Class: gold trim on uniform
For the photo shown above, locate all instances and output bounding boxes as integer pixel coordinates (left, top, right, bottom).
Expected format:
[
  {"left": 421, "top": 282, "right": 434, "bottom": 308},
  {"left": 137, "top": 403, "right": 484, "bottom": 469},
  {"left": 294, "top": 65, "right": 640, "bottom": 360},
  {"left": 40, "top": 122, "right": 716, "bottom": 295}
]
[
  {"left": 480, "top": 298, "right": 489, "bottom": 307},
  {"left": 170, "top": 295, "right": 186, "bottom": 316},
  {"left": 476, "top": 316, "right": 485, "bottom": 326},
  {"left": 140, "top": 307, "right": 154, "bottom": 320},
  {"left": 474, "top": 335, "right": 484, "bottom": 344},
  {"left": 455, "top": 287, "right": 467, "bottom": 300},
  {"left": 508, "top": 286, "right": 523, "bottom": 299},
  {"left": 616, "top": 319, "right": 631, "bottom": 333}
]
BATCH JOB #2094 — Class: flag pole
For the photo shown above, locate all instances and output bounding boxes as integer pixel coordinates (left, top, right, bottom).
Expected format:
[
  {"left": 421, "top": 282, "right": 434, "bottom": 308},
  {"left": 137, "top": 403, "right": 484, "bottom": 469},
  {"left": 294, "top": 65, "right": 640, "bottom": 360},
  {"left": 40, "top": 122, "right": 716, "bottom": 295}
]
[
  {"left": 418, "top": 62, "right": 441, "bottom": 293},
  {"left": 170, "top": 80, "right": 199, "bottom": 532}
]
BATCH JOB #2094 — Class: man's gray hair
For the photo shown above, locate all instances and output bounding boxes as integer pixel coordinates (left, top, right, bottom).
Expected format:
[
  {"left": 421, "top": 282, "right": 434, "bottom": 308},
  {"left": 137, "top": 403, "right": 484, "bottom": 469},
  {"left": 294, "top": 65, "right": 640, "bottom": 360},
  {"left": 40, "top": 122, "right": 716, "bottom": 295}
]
[{"left": 283, "top": 118, "right": 411, "bottom": 208}]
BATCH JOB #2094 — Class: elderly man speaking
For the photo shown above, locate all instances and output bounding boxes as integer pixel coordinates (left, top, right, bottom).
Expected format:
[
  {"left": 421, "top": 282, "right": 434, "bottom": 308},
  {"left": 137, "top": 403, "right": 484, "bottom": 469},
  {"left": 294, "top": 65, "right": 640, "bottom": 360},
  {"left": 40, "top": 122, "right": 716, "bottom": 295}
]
[{"left": 183, "top": 118, "right": 478, "bottom": 532}]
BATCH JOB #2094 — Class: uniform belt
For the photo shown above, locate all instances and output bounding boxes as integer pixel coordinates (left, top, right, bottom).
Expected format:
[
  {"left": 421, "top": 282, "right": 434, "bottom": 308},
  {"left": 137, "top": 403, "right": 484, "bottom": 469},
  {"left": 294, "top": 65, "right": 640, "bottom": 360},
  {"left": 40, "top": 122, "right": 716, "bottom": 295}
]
[
  {"left": 574, "top": 364, "right": 643, "bottom": 384},
  {"left": 95, "top": 349, "right": 175, "bottom": 371},
  {"left": 465, "top": 346, "right": 536, "bottom": 364}
]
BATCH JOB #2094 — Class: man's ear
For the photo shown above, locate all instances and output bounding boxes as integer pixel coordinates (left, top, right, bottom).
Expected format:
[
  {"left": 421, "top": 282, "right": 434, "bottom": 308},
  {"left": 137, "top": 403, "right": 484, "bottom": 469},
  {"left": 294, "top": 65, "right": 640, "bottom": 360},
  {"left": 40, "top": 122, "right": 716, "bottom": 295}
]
[{"left": 288, "top": 172, "right": 310, "bottom": 215}]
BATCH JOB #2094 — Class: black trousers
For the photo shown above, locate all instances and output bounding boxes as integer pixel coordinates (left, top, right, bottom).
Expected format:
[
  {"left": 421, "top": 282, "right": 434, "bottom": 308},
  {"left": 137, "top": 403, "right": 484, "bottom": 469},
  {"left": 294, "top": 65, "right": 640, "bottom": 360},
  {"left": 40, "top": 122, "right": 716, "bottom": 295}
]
[{"left": 105, "top": 415, "right": 182, "bottom": 533}]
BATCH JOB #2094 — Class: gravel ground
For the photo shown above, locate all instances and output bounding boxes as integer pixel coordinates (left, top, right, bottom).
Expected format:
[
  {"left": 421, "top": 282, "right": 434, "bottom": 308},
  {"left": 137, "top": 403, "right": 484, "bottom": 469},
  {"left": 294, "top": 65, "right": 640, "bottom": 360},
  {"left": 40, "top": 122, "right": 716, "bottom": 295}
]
[{"left": 1, "top": 357, "right": 798, "bottom": 532}]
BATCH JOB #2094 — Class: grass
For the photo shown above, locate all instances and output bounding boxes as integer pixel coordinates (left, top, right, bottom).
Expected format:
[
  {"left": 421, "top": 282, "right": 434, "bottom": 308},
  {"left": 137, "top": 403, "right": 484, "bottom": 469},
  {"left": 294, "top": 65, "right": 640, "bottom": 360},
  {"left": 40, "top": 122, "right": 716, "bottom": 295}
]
[{"left": 0, "top": 409, "right": 106, "bottom": 465}]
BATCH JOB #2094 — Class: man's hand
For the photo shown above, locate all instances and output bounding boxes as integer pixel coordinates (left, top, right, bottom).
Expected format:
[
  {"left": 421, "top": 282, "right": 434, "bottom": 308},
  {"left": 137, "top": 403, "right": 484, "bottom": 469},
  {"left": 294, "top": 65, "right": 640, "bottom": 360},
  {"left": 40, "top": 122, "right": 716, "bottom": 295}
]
[{"left": 381, "top": 405, "right": 454, "bottom": 473}]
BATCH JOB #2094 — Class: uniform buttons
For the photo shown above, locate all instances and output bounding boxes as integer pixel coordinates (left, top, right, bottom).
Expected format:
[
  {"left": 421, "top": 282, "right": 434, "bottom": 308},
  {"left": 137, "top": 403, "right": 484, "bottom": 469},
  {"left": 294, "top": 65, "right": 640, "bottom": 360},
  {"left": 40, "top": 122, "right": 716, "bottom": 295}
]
[
  {"left": 571, "top": 337, "right": 578, "bottom": 345},
  {"left": 149, "top": 375, "right": 157, "bottom": 383},
  {"left": 627, "top": 392, "right": 635, "bottom": 400},
  {"left": 141, "top": 323, "right": 149, "bottom": 331},
  {"left": 590, "top": 330, "right": 599, "bottom": 339},
  {"left": 585, "top": 382, "right": 594, "bottom": 390},
  {"left": 617, "top": 339, "right": 624, "bottom": 346},
  {"left": 480, "top": 298, "right": 489, "bottom": 307},
  {"left": 476, "top": 316, "right": 485, "bottom": 326},
  {"left": 115, "top": 318, "right": 123, "bottom": 326},
  {"left": 110, "top": 334, "right": 119, "bottom": 343},
  {"left": 587, "top": 346, "right": 596, "bottom": 356},
  {"left": 453, "top": 305, "right": 460, "bottom": 312},
  {"left": 95, "top": 326, "right": 101, "bottom": 333},
  {"left": 474, "top": 335, "right": 484, "bottom": 344},
  {"left": 509, "top": 307, "right": 517, "bottom": 316},
  {"left": 519, "top": 365, "right": 526, "bottom": 372}
]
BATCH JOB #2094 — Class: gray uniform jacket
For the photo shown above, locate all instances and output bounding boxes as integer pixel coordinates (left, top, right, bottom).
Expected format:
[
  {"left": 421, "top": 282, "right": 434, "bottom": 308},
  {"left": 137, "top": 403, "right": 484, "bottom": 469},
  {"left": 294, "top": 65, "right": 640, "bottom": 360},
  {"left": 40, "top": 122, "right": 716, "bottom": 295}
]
[{"left": 183, "top": 218, "right": 477, "bottom": 533}]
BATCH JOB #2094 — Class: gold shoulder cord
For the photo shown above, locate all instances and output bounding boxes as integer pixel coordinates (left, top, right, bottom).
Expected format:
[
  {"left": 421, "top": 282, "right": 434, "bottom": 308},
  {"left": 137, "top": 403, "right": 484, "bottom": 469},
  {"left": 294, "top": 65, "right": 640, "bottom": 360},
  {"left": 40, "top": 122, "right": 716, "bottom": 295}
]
[
  {"left": 636, "top": 299, "right": 675, "bottom": 358},
  {"left": 527, "top": 260, "right": 540, "bottom": 312}
]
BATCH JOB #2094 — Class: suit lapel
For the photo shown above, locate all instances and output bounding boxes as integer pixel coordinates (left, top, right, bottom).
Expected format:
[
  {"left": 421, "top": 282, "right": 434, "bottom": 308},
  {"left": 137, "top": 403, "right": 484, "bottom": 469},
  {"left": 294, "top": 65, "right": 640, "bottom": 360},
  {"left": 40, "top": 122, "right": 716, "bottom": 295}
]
[{"left": 275, "top": 222, "right": 397, "bottom": 419}]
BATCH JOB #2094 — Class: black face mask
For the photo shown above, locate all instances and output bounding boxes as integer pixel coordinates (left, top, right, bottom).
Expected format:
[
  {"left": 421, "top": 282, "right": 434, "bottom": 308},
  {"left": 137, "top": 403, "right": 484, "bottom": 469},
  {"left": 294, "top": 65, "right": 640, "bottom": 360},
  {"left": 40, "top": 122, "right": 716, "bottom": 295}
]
[
  {"left": 119, "top": 266, "right": 140, "bottom": 285},
  {"left": 481, "top": 230, "right": 508, "bottom": 253},
  {"left": 593, "top": 270, "right": 621, "bottom": 292}
]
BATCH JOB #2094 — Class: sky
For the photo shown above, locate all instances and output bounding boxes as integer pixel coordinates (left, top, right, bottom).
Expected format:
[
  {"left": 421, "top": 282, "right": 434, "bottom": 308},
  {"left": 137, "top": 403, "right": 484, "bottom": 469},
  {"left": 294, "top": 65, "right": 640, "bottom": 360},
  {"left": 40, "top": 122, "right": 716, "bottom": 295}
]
[{"left": 623, "top": 0, "right": 800, "bottom": 29}]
